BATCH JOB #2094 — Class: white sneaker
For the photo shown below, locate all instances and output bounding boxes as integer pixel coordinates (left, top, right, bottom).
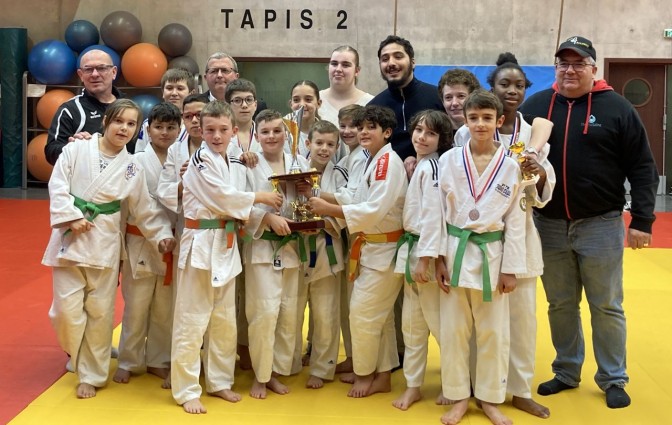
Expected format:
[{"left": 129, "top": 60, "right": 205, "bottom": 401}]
[{"left": 623, "top": 201, "right": 632, "bottom": 211}]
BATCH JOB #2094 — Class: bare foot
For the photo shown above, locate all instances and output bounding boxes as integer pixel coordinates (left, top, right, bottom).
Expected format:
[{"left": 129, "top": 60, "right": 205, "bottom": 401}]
[
  {"left": 512, "top": 396, "right": 550, "bottom": 419},
  {"left": 250, "top": 379, "right": 267, "bottom": 399},
  {"left": 210, "top": 388, "right": 242, "bottom": 403},
  {"left": 238, "top": 344, "right": 252, "bottom": 371},
  {"left": 162, "top": 375, "right": 171, "bottom": 389},
  {"left": 440, "top": 398, "right": 469, "bottom": 425},
  {"left": 392, "top": 387, "right": 422, "bottom": 410},
  {"left": 267, "top": 376, "right": 290, "bottom": 395},
  {"left": 436, "top": 393, "right": 457, "bottom": 405},
  {"left": 481, "top": 400, "right": 513, "bottom": 425},
  {"left": 335, "top": 357, "right": 353, "bottom": 374},
  {"left": 182, "top": 398, "right": 207, "bottom": 414},
  {"left": 113, "top": 368, "right": 131, "bottom": 383},
  {"left": 339, "top": 372, "right": 355, "bottom": 384},
  {"left": 368, "top": 371, "right": 392, "bottom": 396},
  {"left": 348, "top": 373, "right": 374, "bottom": 398},
  {"left": 77, "top": 383, "right": 96, "bottom": 399},
  {"left": 147, "top": 366, "right": 170, "bottom": 380},
  {"left": 306, "top": 375, "right": 324, "bottom": 389}
]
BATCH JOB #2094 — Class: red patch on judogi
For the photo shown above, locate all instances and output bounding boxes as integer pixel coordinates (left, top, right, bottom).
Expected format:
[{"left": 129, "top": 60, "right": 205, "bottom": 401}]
[{"left": 375, "top": 153, "right": 389, "bottom": 180}]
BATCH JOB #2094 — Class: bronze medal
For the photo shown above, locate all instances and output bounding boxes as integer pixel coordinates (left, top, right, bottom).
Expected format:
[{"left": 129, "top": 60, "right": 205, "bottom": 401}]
[{"left": 469, "top": 208, "right": 480, "bottom": 221}]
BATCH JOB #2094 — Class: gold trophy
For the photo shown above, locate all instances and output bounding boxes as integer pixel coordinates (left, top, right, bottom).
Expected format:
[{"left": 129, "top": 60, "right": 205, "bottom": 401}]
[
  {"left": 508, "top": 139, "right": 534, "bottom": 180},
  {"left": 267, "top": 107, "right": 325, "bottom": 231},
  {"left": 508, "top": 140, "right": 537, "bottom": 211}
]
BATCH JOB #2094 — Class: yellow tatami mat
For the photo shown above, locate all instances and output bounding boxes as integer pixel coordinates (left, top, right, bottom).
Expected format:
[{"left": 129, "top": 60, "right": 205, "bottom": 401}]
[{"left": 10, "top": 249, "right": 672, "bottom": 425}]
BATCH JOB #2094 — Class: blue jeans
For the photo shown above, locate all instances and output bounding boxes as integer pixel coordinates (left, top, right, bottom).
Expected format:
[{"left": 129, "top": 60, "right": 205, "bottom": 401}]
[{"left": 534, "top": 211, "right": 628, "bottom": 390}]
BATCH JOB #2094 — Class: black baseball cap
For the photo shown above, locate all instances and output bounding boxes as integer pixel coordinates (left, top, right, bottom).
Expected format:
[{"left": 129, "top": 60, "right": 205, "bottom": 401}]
[{"left": 555, "top": 36, "right": 596, "bottom": 60}]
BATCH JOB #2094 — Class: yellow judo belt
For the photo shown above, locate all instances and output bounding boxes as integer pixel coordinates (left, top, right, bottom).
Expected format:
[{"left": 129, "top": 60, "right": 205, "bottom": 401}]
[
  {"left": 393, "top": 231, "right": 420, "bottom": 284},
  {"left": 348, "top": 229, "right": 404, "bottom": 282},
  {"left": 447, "top": 224, "right": 502, "bottom": 302}
]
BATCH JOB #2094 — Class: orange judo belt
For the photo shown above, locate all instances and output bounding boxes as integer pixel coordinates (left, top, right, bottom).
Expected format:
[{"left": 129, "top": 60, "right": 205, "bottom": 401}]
[
  {"left": 184, "top": 218, "right": 238, "bottom": 249},
  {"left": 348, "top": 229, "right": 404, "bottom": 282},
  {"left": 125, "top": 224, "right": 174, "bottom": 286}
]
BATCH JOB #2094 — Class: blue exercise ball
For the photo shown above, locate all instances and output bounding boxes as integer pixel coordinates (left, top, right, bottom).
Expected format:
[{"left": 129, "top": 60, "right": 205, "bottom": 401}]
[
  {"left": 132, "top": 94, "right": 162, "bottom": 118},
  {"left": 28, "top": 40, "right": 77, "bottom": 84},
  {"left": 65, "top": 20, "right": 99, "bottom": 53},
  {"left": 78, "top": 45, "right": 121, "bottom": 80}
]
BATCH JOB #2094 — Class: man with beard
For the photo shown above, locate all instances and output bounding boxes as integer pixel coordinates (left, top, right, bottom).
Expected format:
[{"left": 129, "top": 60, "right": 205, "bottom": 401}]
[{"left": 369, "top": 35, "right": 443, "bottom": 176}]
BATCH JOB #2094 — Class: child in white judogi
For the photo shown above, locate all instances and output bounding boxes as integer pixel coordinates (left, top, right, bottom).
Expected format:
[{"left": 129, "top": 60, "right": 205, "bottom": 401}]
[
  {"left": 391, "top": 110, "right": 454, "bottom": 411},
  {"left": 309, "top": 105, "right": 407, "bottom": 399},
  {"left": 421, "top": 90, "right": 526, "bottom": 425},
  {"left": 292, "top": 121, "right": 347, "bottom": 388},
  {"left": 114, "top": 103, "right": 182, "bottom": 385},
  {"left": 43, "top": 99, "right": 175, "bottom": 399},
  {"left": 243, "top": 110, "right": 310, "bottom": 399},
  {"left": 170, "top": 101, "right": 282, "bottom": 414}
]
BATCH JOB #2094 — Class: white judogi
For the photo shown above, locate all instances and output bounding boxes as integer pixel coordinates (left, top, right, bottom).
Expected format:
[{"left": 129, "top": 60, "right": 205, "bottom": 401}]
[
  {"left": 171, "top": 142, "right": 258, "bottom": 405},
  {"left": 424, "top": 143, "right": 526, "bottom": 404},
  {"left": 43, "top": 136, "right": 173, "bottom": 388},
  {"left": 499, "top": 115, "right": 556, "bottom": 398},
  {"left": 118, "top": 144, "right": 178, "bottom": 375},
  {"left": 454, "top": 114, "right": 557, "bottom": 397},
  {"left": 334, "top": 144, "right": 368, "bottom": 358},
  {"left": 136, "top": 120, "right": 187, "bottom": 153},
  {"left": 342, "top": 144, "right": 407, "bottom": 376},
  {"left": 231, "top": 123, "right": 262, "bottom": 154},
  {"left": 243, "top": 153, "right": 309, "bottom": 383},
  {"left": 394, "top": 153, "right": 442, "bottom": 388},
  {"left": 294, "top": 162, "right": 347, "bottom": 380}
]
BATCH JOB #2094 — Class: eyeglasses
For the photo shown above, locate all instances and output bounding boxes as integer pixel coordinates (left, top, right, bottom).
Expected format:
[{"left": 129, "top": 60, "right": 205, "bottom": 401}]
[
  {"left": 230, "top": 96, "right": 256, "bottom": 106},
  {"left": 206, "top": 67, "right": 236, "bottom": 76},
  {"left": 556, "top": 62, "right": 593, "bottom": 72},
  {"left": 80, "top": 65, "right": 114, "bottom": 75},
  {"left": 182, "top": 112, "right": 201, "bottom": 121}
]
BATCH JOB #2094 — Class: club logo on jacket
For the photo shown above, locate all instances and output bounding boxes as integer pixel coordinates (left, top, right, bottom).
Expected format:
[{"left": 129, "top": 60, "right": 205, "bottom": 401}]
[
  {"left": 89, "top": 111, "right": 101, "bottom": 119},
  {"left": 495, "top": 183, "right": 512, "bottom": 198},
  {"left": 584, "top": 114, "right": 602, "bottom": 128},
  {"left": 125, "top": 163, "right": 138, "bottom": 180},
  {"left": 375, "top": 153, "right": 389, "bottom": 181}
]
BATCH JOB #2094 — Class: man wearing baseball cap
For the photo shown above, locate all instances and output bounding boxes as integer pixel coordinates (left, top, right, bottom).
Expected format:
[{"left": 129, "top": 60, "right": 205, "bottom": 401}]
[{"left": 520, "top": 36, "right": 658, "bottom": 409}]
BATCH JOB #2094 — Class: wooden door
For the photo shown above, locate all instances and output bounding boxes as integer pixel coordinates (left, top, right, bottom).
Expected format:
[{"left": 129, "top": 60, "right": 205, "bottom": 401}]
[{"left": 606, "top": 63, "right": 665, "bottom": 175}]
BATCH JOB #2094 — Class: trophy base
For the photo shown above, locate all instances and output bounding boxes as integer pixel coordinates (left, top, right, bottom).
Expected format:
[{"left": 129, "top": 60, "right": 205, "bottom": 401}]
[{"left": 288, "top": 219, "right": 325, "bottom": 232}]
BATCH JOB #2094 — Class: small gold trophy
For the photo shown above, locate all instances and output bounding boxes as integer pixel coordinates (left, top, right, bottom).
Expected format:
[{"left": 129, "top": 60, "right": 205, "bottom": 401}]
[{"left": 508, "top": 140, "right": 534, "bottom": 180}]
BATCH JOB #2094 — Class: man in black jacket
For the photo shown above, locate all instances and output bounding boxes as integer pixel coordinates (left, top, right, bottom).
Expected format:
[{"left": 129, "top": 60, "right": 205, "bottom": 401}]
[
  {"left": 369, "top": 35, "right": 443, "bottom": 176},
  {"left": 45, "top": 49, "right": 121, "bottom": 165},
  {"left": 520, "top": 36, "right": 658, "bottom": 409}
]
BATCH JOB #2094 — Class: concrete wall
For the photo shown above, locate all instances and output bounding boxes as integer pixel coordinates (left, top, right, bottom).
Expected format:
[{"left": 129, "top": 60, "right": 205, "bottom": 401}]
[{"left": 2, "top": 0, "right": 672, "bottom": 94}]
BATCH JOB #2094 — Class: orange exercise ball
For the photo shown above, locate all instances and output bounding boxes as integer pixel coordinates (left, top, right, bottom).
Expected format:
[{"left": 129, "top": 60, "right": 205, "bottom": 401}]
[
  {"left": 36, "top": 89, "right": 74, "bottom": 128},
  {"left": 121, "top": 43, "right": 167, "bottom": 87},
  {"left": 27, "top": 133, "right": 54, "bottom": 182}
]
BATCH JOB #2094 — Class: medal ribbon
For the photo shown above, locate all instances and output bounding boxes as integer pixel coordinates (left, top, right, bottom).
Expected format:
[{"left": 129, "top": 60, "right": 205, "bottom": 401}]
[
  {"left": 462, "top": 146, "right": 507, "bottom": 206},
  {"left": 495, "top": 115, "right": 519, "bottom": 156}
]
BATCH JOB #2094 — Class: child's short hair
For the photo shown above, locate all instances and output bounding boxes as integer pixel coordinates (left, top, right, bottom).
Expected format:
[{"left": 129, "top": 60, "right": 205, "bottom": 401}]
[
  {"left": 463, "top": 89, "right": 504, "bottom": 118},
  {"left": 338, "top": 104, "right": 363, "bottom": 123},
  {"left": 486, "top": 52, "right": 532, "bottom": 89},
  {"left": 377, "top": 35, "right": 414, "bottom": 60},
  {"left": 148, "top": 102, "right": 182, "bottom": 127},
  {"left": 308, "top": 120, "right": 340, "bottom": 141},
  {"left": 437, "top": 69, "right": 481, "bottom": 96},
  {"left": 160, "top": 68, "right": 195, "bottom": 92},
  {"left": 182, "top": 93, "right": 210, "bottom": 110},
  {"left": 353, "top": 105, "right": 397, "bottom": 134},
  {"left": 409, "top": 110, "right": 454, "bottom": 155},
  {"left": 200, "top": 100, "right": 236, "bottom": 126},
  {"left": 225, "top": 78, "right": 257, "bottom": 102},
  {"left": 255, "top": 109, "right": 283, "bottom": 127},
  {"left": 103, "top": 99, "right": 142, "bottom": 139}
]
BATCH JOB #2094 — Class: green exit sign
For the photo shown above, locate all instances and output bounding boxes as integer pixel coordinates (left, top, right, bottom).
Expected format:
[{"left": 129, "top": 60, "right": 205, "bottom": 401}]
[{"left": 664, "top": 29, "right": 672, "bottom": 38}]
